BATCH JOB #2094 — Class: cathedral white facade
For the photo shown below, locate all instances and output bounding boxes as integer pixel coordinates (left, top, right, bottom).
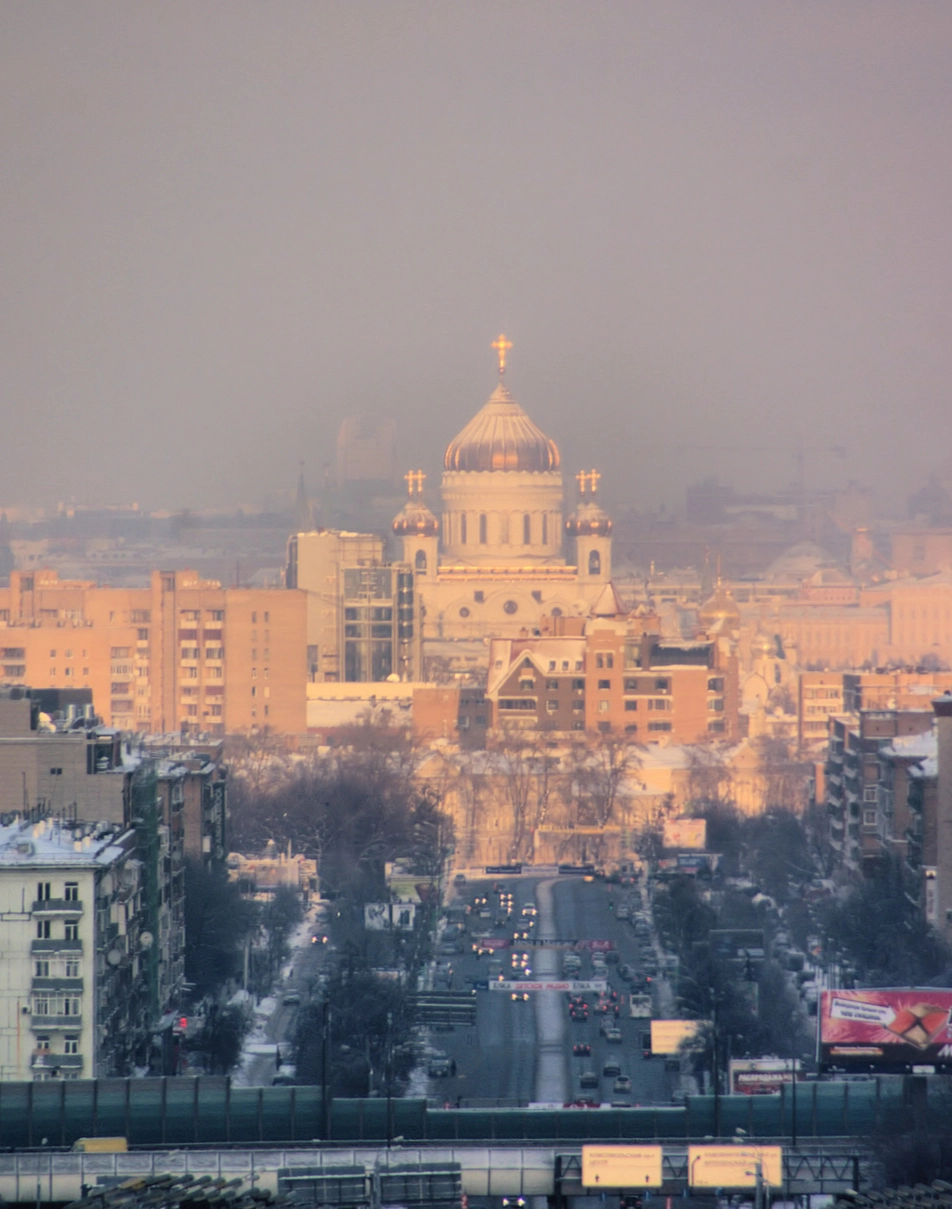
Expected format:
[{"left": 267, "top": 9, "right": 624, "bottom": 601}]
[{"left": 392, "top": 338, "right": 614, "bottom": 643}]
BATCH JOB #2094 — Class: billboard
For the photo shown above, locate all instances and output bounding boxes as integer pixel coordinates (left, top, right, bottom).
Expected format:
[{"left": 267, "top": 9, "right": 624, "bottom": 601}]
[
  {"left": 729, "top": 1058, "right": 803, "bottom": 1095},
  {"left": 650, "top": 1019, "right": 706, "bottom": 1054},
  {"left": 819, "top": 988, "right": 952, "bottom": 1073},
  {"left": 364, "top": 902, "right": 416, "bottom": 930},
  {"left": 489, "top": 980, "right": 608, "bottom": 993},
  {"left": 709, "top": 928, "right": 765, "bottom": 963},
  {"left": 663, "top": 818, "right": 707, "bottom": 850},
  {"left": 688, "top": 1146, "right": 783, "bottom": 1188},
  {"left": 582, "top": 1146, "right": 663, "bottom": 1189}
]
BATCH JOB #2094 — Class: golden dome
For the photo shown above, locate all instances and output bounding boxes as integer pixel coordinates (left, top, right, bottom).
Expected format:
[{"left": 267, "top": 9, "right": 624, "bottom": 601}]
[
  {"left": 392, "top": 499, "right": 438, "bottom": 538},
  {"left": 751, "top": 630, "right": 775, "bottom": 657},
  {"left": 699, "top": 586, "right": 741, "bottom": 627},
  {"left": 565, "top": 499, "right": 612, "bottom": 537},
  {"left": 444, "top": 383, "right": 560, "bottom": 473}
]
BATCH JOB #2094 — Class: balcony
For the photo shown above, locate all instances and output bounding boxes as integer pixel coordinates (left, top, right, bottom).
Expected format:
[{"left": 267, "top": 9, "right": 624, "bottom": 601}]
[
  {"left": 31, "top": 939, "right": 82, "bottom": 955},
  {"left": 31, "top": 1052, "right": 83, "bottom": 1073},
  {"left": 32, "top": 899, "right": 83, "bottom": 916},
  {"left": 30, "top": 1015, "right": 83, "bottom": 1030},
  {"left": 32, "top": 977, "right": 83, "bottom": 993}
]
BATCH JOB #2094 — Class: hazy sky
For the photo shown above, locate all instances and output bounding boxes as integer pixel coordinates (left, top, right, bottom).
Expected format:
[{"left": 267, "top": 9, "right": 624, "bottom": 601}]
[{"left": 2, "top": 3, "right": 951, "bottom": 516}]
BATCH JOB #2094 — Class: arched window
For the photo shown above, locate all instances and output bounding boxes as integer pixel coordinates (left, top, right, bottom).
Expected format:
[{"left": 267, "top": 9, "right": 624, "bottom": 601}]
[
  {"left": 479, "top": 513, "right": 487, "bottom": 544},
  {"left": 523, "top": 514, "right": 531, "bottom": 545},
  {"left": 461, "top": 513, "right": 468, "bottom": 544},
  {"left": 415, "top": 549, "right": 427, "bottom": 573},
  {"left": 589, "top": 549, "right": 601, "bottom": 576},
  {"left": 542, "top": 513, "right": 548, "bottom": 545}
]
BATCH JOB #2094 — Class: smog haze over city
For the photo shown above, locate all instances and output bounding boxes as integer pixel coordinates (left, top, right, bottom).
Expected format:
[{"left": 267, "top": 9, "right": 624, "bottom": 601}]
[{"left": 2, "top": 2, "right": 951, "bottom": 515}]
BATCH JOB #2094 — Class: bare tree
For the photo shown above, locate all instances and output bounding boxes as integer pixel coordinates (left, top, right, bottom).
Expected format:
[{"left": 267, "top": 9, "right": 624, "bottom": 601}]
[{"left": 567, "top": 729, "right": 641, "bottom": 829}]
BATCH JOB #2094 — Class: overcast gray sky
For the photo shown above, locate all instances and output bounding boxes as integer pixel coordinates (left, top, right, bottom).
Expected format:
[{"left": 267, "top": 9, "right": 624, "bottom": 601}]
[{"left": 2, "top": 2, "right": 951, "bottom": 516}]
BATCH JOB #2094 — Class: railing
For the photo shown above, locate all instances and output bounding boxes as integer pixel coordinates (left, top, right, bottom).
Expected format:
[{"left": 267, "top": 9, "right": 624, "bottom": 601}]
[{"left": 32, "top": 899, "right": 84, "bottom": 915}]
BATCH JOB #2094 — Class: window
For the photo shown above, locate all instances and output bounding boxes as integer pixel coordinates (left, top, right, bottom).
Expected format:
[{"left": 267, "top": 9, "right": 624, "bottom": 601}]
[
  {"left": 708, "top": 698, "right": 724, "bottom": 712},
  {"left": 655, "top": 678, "right": 670, "bottom": 692},
  {"left": 546, "top": 679, "right": 559, "bottom": 690},
  {"left": 598, "top": 679, "right": 611, "bottom": 689},
  {"left": 648, "top": 698, "right": 670, "bottom": 711},
  {"left": 64, "top": 920, "right": 79, "bottom": 941},
  {"left": 624, "top": 724, "right": 638, "bottom": 734},
  {"left": 598, "top": 700, "right": 609, "bottom": 712},
  {"left": 65, "top": 959, "right": 80, "bottom": 978},
  {"left": 264, "top": 612, "right": 269, "bottom": 623},
  {"left": 542, "top": 513, "right": 548, "bottom": 545},
  {"left": 519, "top": 678, "right": 535, "bottom": 690},
  {"left": 863, "top": 786, "right": 878, "bottom": 802},
  {"left": 180, "top": 610, "right": 200, "bottom": 622},
  {"left": 209, "top": 704, "right": 223, "bottom": 717},
  {"left": 572, "top": 679, "right": 585, "bottom": 691},
  {"left": 110, "top": 647, "right": 130, "bottom": 658},
  {"left": 35, "top": 1036, "right": 50, "bottom": 1051},
  {"left": 572, "top": 720, "right": 585, "bottom": 730},
  {"left": 572, "top": 700, "right": 585, "bottom": 711},
  {"left": 479, "top": 514, "right": 487, "bottom": 544},
  {"left": 707, "top": 719, "right": 726, "bottom": 733},
  {"left": 474, "top": 590, "right": 484, "bottom": 603},
  {"left": 37, "top": 920, "right": 51, "bottom": 939},
  {"left": 208, "top": 609, "right": 224, "bottom": 621},
  {"left": 596, "top": 653, "right": 604, "bottom": 668},
  {"left": 547, "top": 700, "right": 558, "bottom": 712},
  {"left": 63, "top": 996, "right": 81, "bottom": 1016},
  {"left": 459, "top": 606, "right": 470, "bottom": 618},
  {"left": 64, "top": 883, "right": 78, "bottom": 901},
  {"left": 499, "top": 698, "right": 537, "bottom": 711},
  {"left": 37, "top": 882, "right": 51, "bottom": 901},
  {"left": 606, "top": 653, "right": 614, "bottom": 668},
  {"left": 64, "top": 1036, "right": 79, "bottom": 1055},
  {"left": 589, "top": 550, "right": 601, "bottom": 575},
  {"left": 624, "top": 678, "right": 639, "bottom": 692},
  {"left": 648, "top": 720, "right": 672, "bottom": 732},
  {"left": 35, "top": 960, "right": 50, "bottom": 977},
  {"left": 503, "top": 600, "right": 518, "bottom": 614},
  {"left": 551, "top": 607, "right": 563, "bottom": 617},
  {"left": 461, "top": 514, "right": 468, "bottom": 544},
  {"left": 598, "top": 721, "right": 611, "bottom": 733},
  {"left": 415, "top": 549, "right": 427, "bottom": 572},
  {"left": 523, "top": 514, "right": 530, "bottom": 544},
  {"left": 624, "top": 700, "right": 638, "bottom": 711}
]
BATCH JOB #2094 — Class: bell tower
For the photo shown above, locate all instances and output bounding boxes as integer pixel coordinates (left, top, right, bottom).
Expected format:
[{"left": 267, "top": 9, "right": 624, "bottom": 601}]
[{"left": 566, "top": 469, "right": 612, "bottom": 583}]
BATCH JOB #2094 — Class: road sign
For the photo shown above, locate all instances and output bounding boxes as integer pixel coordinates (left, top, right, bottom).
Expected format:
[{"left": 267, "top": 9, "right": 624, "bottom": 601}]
[
  {"left": 687, "top": 1146, "right": 783, "bottom": 1188},
  {"left": 582, "top": 1146, "right": 663, "bottom": 1189},
  {"left": 489, "top": 980, "right": 608, "bottom": 993},
  {"left": 415, "top": 991, "right": 477, "bottom": 1025}
]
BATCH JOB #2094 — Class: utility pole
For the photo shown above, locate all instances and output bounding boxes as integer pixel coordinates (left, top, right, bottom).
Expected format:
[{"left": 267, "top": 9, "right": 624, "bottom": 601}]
[
  {"left": 710, "top": 985, "right": 720, "bottom": 1137},
  {"left": 320, "top": 1000, "right": 330, "bottom": 1140}
]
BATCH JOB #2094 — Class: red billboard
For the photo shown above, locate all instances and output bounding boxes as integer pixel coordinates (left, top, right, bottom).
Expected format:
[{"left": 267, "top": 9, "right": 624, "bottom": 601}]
[{"left": 819, "top": 988, "right": 952, "bottom": 1072}]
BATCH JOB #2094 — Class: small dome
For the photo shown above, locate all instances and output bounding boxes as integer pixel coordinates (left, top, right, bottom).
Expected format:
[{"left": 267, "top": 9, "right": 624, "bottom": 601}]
[
  {"left": 751, "top": 631, "right": 775, "bottom": 657},
  {"left": 444, "top": 383, "right": 560, "bottom": 473},
  {"left": 565, "top": 499, "right": 612, "bottom": 537},
  {"left": 699, "top": 586, "right": 741, "bottom": 627},
  {"left": 392, "top": 499, "right": 439, "bottom": 538}
]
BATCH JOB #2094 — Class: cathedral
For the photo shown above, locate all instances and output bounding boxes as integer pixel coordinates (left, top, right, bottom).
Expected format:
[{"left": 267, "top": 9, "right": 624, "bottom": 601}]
[{"left": 392, "top": 337, "right": 614, "bottom": 643}]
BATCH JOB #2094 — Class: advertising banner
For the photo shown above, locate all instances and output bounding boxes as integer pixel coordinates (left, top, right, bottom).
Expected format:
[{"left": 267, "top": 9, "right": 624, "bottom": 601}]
[
  {"left": 664, "top": 818, "right": 707, "bottom": 851},
  {"left": 729, "top": 1058, "right": 803, "bottom": 1095},
  {"left": 818, "top": 988, "right": 952, "bottom": 1072},
  {"left": 364, "top": 902, "right": 416, "bottom": 930},
  {"left": 489, "top": 979, "right": 608, "bottom": 993},
  {"left": 650, "top": 1019, "right": 706, "bottom": 1054},
  {"left": 582, "top": 1146, "right": 663, "bottom": 1189}
]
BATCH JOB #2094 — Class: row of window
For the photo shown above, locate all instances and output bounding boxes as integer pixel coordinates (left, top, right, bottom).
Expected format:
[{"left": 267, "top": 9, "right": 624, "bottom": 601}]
[
  {"left": 32, "top": 995, "right": 81, "bottom": 1017},
  {"left": 36, "top": 920, "right": 80, "bottom": 940},
  {"left": 35, "top": 1035, "right": 80, "bottom": 1054},
  {"left": 37, "top": 882, "right": 79, "bottom": 902},
  {"left": 35, "top": 958, "right": 81, "bottom": 977}
]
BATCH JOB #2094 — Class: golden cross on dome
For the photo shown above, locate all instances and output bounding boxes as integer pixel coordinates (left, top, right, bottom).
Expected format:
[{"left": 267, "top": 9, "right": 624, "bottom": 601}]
[
  {"left": 404, "top": 469, "right": 425, "bottom": 497},
  {"left": 576, "top": 469, "right": 601, "bottom": 496},
  {"left": 491, "top": 333, "right": 513, "bottom": 377}
]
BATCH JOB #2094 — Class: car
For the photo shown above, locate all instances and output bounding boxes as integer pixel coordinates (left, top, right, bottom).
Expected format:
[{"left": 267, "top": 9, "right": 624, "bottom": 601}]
[
  {"left": 602, "top": 1058, "right": 621, "bottom": 1077},
  {"left": 605, "top": 1027, "right": 623, "bottom": 1043},
  {"left": 428, "top": 1058, "right": 452, "bottom": 1077},
  {"left": 619, "top": 964, "right": 634, "bottom": 981},
  {"left": 511, "top": 990, "right": 530, "bottom": 1002},
  {"left": 453, "top": 873, "right": 467, "bottom": 886},
  {"left": 616, "top": 906, "right": 630, "bottom": 920},
  {"left": 478, "top": 908, "right": 492, "bottom": 920},
  {"left": 569, "top": 1096, "right": 600, "bottom": 1107},
  {"left": 272, "top": 1071, "right": 297, "bottom": 1086},
  {"left": 573, "top": 1043, "right": 591, "bottom": 1057},
  {"left": 521, "top": 902, "right": 538, "bottom": 917},
  {"left": 310, "top": 933, "right": 328, "bottom": 945},
  {"left": 282, "top": 991, "right": 302, "bottom": 1006},
  {"left": 605, "top": 950, "right": 620, "bottom": 964},
  {"left": 613, "top": 1075, "right": 632, "bottom": 1094},
  {"left": 579, "top": 1070, "right": 599, "bottom": 1089}
]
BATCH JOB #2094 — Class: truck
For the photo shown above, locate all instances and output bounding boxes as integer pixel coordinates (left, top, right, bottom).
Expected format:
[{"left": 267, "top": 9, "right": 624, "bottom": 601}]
[{"left": 628, "top": 993, "right": 652, "bottom": 1019}]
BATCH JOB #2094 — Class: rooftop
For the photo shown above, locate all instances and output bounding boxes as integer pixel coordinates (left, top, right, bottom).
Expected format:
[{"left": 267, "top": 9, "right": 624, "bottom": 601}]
[{"left": 0, "top": 816, "right": 131, "bottom": 868}]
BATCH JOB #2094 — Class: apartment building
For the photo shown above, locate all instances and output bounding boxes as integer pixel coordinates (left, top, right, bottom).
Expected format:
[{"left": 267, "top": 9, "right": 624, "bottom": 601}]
[
  {"left": 798, "top": 672, "right": 845, "bottom": 750},
  {"left": 0, "top": 569, "right": 307, "bottom": 735},
  {"left": 486, "top": 587, "right": 739, "bottom": 743},
  {"left": 826, "top": 707, "right": 936, "bottom": 873},
  {"left": 0, "top": 818, "right": 153, "bottom": 1080}
]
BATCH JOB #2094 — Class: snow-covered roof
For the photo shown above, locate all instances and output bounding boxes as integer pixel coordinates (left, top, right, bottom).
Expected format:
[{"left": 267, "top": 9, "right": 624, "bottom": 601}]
[
  {"left": 0, "top": 817, "right": 131, "bottom": 868},
  {"left": 881, "top": 728, "right": 937, "bottom": 762}
]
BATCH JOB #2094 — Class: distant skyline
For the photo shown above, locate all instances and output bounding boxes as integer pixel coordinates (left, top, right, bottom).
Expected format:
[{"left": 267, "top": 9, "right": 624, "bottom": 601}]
[{"left": 2, "top": 3, "right": 951, "bottom": 516}]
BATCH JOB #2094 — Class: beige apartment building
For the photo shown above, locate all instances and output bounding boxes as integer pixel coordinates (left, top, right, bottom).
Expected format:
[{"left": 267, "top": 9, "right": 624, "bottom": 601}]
[{"left": 0, "top": 569, "right": 307, "bottom": 735}]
